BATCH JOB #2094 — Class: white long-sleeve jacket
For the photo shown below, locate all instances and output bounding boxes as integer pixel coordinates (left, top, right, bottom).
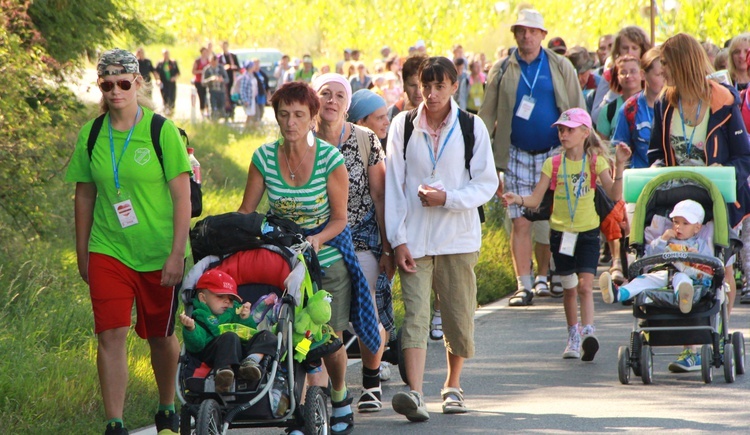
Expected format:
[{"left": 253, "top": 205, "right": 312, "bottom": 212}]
[{"left": 385, "top": 99, "right": 499, "bottom": 258}]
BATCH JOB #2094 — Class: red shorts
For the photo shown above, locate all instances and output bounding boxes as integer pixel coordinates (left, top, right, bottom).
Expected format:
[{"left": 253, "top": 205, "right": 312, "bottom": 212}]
[{"left": 88, "top": 253, "right": 179, "bottom": 338}]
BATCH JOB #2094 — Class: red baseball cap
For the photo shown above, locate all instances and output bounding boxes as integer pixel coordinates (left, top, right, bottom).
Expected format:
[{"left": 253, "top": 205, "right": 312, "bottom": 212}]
[{"left": 196, "top": 269, "right": 241, "bottom": 303}]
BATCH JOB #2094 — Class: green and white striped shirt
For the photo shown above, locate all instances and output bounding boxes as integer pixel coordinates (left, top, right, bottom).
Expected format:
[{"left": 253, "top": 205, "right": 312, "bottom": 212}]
[{"left": 252, "top": 139, "right": 345, "bottom": 267}]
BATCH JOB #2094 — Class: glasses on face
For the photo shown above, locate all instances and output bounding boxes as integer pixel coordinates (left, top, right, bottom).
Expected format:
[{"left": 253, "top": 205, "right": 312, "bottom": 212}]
[
  {"left": 99, "top": 78, "right": 136, "bottom": 92},
  {"left": 618, "top": 70, "right": 640, "bottom": 78}
]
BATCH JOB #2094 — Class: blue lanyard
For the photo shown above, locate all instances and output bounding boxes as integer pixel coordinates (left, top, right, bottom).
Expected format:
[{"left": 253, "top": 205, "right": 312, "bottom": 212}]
[
  {"left": 518, "top": 50, "right": 545, "bottom": 97},
  {"left": 422, "top": 116, "right": 458, "bottom": 175},
  {"left": 108, "top": 107, "right": 141, "bottom": 195},
  {"left": 678, "top": 98, "right": 702, "bottom": 156},
  {"left": 313, "top": 124, "right": 346, "bottom": 149},
  {"left": 562, "top": 154, "right": 586, "bottom": 227}
]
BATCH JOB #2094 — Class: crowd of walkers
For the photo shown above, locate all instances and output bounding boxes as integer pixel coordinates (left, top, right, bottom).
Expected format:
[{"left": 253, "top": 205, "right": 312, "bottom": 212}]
[{"left": 73, "top": 8, "right": 750, "bottom": 435}]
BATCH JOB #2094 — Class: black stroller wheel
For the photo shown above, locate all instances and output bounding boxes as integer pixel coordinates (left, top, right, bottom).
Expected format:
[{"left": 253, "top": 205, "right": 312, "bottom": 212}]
[
  {"left": 180, "top": 405, "right": 194, "bottom": 435},
  {"left": 617, "top": 346, "right": 630, "bottom": 385},
  {"left": 640, "top": 344, "right": 653, "bottom": 385},
  {"left": 724, "top": 342, "right": 736, "bottom": 383},
  {"left": 701, "top": 344, "right": 713, "bottom": 384},
  {"left": 196, "top": 399, "right": 223, "bottom": 435},
  {"left": 732, "top": 332, "right": 746, "bottom": 375},
  {"left": 304, "top": 386, "right": 329, "bottom": 435}
]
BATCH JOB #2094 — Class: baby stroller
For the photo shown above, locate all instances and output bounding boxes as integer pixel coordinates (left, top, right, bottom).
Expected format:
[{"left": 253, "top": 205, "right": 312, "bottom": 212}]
[
  {"left": 618, "top": 169, "right": 746, "bottom": 385},
  {"left": 177, "top": 213, "right": 341, "bottom": 434}
]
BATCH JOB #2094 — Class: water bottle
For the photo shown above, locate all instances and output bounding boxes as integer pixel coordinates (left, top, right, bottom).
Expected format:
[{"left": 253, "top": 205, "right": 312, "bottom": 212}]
[
  {"left": 187, "top": 147, "right": 201, "bottom": 184},
  {"left": 270, "top": 371, "right": 289, "bottom": 417}
]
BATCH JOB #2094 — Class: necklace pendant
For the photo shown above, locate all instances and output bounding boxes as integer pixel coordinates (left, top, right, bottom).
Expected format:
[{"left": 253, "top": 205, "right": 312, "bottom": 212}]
[{"left": 290, "top": 173, "right": 295, "bottom": 180}]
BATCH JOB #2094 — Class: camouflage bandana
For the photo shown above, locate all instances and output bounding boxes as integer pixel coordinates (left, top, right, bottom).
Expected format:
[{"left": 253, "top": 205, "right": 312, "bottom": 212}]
[{"left": 97, "top": 48, "right": 140, "bottom": 76}]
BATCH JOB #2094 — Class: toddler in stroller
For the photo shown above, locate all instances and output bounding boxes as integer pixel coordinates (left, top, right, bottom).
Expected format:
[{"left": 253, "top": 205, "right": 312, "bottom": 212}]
[
  {"left": 600, "top": 199, "right": 712, "bottom": 314},
  {"left": 177, "top": 244, "right": 334, "bottom": 435},
  {"left": 613, "top": 170, "right": 746, "bottom": 385},
  {"left": 178, "top": 269, "right": 277, "bottom": 393}
]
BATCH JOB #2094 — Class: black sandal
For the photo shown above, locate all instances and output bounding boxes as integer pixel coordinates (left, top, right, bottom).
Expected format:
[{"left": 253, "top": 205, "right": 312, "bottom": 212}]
[
  {"left": 330, "top": 393, "right": 354, "bottom": 435},
  {"left": 508, "top": 289, "right": 533, "bottom": 306}
]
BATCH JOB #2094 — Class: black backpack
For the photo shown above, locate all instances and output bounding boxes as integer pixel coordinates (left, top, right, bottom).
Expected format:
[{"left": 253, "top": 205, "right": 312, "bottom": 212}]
[
  {"left": 87, "top": 113, "right": 203, "bottom": 217},
  {"left": 189, "top": 211, "right": 305, "bottom": 261},
  {"left": 402, "top": 108, "right": 486, "bottom": 222}
]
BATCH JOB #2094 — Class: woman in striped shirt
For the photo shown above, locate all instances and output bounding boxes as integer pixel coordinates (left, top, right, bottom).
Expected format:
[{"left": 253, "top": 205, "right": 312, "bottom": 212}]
[{"left": 239, "top": 81, "right": 376, "bottom": 435}]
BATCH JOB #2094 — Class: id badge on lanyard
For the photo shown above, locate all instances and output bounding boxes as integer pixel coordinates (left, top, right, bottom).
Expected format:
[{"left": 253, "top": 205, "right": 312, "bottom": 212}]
[
  {"left": 559, "top": 231, "right": 578, "bottom": 256},
  {"left": 113, "top": 196, "right": 139, "bottom": 228},
  {"left": 109, "top": 108, "right": 141, "bottom": 229},
  {"left": 516, "top": 95, "right": 536, "bottom": 120}
]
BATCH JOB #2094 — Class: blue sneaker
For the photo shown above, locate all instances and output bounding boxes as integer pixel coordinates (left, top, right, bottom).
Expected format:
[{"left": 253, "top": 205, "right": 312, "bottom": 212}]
[{"left": 668, "top": 349, "right": 701, "bottom": 372}]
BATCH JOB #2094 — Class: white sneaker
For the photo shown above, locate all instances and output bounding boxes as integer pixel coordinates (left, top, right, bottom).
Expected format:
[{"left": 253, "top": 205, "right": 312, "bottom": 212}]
[
  {"left": 677, "top": 281, "right": 695, "bottom": 314},
  {"left": 580, "top": 325, "right": 599, "bottom": 362},
  {"left": 392, "top": 390, "right": 429, "bottom": 422},
  {"left": 563, "top": 328, "right": 581, "bottom": 359},
  {"left": 379, "top": 362, "right": 392, "bottom": 382}
]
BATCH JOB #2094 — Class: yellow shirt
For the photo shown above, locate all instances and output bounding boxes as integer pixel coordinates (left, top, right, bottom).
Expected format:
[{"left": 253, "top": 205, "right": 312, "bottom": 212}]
[{"left": 542, "top": 154, "right": 610, "bottom": 233}]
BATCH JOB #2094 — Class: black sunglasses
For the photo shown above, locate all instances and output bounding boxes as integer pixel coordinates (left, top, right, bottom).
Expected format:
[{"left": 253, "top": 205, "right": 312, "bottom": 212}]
[{"left": 99, "top": 78, "right": 136, "bottom": 92}]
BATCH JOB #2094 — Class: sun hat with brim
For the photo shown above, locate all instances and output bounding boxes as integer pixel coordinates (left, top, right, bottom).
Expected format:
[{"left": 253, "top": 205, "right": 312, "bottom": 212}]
[
  {"left": 552, "top": 108, "right": 592, "bottom": 130},
  {"left": 196, "top": 269, "right": 241, "bottom": 303},
  {"left": 97, "top": 48, "right": 140, "bottom": 77},
  {"left": 510, "top": 9, "right": 547, "bottom": 33},
  {"left": 567, "top": 46, "right": 595, "bottom": 74}
]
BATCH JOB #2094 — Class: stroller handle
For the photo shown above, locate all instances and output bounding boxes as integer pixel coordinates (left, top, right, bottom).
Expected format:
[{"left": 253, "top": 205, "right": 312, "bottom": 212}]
[{"left": 628, "top": 252, "right": 725, "bottom": 282}]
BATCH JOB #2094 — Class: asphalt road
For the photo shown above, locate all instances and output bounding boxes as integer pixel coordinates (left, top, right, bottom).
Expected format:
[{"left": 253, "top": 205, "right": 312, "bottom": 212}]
[{"left": 135, "top": 284, "right": 750, "bottom": 435}]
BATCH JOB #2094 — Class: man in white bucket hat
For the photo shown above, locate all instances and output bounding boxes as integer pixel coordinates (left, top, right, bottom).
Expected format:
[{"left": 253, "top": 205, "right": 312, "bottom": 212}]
[{"left": 479, "top": 9, "right": 584, "bottom": 306}]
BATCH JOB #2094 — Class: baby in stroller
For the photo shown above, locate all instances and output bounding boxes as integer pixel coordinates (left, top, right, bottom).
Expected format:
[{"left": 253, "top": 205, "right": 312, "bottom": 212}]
[
  {"left": 179, "top": 269, "right": 277, "bottom": 393},
  {"left": 600, "top": 199, "right": 712, "bottom": 314}
]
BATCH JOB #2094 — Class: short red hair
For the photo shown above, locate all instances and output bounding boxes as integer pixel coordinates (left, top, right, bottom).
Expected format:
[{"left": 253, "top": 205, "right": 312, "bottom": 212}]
[{"left": 271, "top": 81, "right": 320, "bottom": 117}]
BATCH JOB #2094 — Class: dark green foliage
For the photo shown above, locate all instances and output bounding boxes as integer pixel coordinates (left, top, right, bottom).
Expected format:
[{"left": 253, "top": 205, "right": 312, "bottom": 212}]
[{"left": 27, "top": 0, "right": 153, "bottom": 66}]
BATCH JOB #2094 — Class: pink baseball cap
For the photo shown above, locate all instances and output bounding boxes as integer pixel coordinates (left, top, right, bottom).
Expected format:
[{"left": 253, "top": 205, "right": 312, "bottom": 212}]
[{"left": 552, "top": 108, "right": 592, "bottom": 129}]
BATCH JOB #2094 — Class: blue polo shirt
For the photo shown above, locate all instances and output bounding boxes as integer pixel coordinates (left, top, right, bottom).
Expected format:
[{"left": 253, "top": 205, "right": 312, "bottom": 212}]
[{"left": 510, "top": 50, "right": 561, "bottom": 152}]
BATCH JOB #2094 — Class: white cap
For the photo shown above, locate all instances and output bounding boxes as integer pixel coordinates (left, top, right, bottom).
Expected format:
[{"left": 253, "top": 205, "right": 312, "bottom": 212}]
[
  {"left": 415, "top": 39, "right": 426, "bottom": 49},
  {"left": 669, "top": 199, "right": 705, "bottom": 224}
]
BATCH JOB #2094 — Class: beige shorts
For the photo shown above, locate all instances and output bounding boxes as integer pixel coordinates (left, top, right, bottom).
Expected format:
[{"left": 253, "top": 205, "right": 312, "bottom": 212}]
[
  {"left": 321, "top": 259, "right": 351, "bottom": 332},
  {"left": 399, "top": 252, "right": 479, "bottom": 358},
  {"left": 532, "top": 220, "right": 550, "bottom": 245}
]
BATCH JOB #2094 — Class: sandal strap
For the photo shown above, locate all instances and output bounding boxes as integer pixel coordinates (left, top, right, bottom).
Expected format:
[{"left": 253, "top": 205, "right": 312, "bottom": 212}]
[
  {"left": 511, "top": 289, "right": 531, "bottom": 298},
  {"left": 331, "top": 393, "right": 354, "bottom": 408},
  {"left": 359, "top": 386, "right": 382, "bottom": 401},
  {"left": 441, "top": 387, "right": 464, "bottom": 402},
  {"left": 330, "top": 411, "right": 354, "bottom": 426}
]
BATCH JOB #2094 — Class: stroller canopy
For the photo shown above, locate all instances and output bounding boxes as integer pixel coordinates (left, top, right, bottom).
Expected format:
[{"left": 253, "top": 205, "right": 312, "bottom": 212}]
[{"left": 630, "top": 170, "right": 729, "bottom": 248}]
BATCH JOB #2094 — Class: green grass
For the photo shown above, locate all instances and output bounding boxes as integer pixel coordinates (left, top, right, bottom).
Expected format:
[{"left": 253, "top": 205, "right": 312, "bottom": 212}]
[{"left": 0, "top": 120, "right": 515, "bottom": 434}]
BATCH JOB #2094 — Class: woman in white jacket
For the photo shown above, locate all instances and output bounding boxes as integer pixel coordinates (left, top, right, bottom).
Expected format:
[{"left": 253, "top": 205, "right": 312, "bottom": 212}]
[{"left": 385, "top": 56, "right": 498, "bottom": 422}]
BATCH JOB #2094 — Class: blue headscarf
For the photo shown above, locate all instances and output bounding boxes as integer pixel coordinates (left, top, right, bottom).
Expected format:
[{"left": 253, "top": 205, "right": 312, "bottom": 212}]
[{"left": 347, "top": 89, "right": 386, "bottom": 123}]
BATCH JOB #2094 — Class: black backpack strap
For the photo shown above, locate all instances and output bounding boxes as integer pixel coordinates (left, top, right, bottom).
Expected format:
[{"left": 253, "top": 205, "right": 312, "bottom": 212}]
[
  {"left": 607, "top": 100, "right": 617, "bottom": 125},
  {"left": 86, "top": 114, "right": 107, "bottom": 160},
  {"left": 457, "top": 109, "right": 475, "bottom": 176},
  {"left": 457, "top": 109, "right": 486, "bottom": 223},
  {"left": 150, "top": 113, "right": 166, "bottom": 171},
  {"left": 402, "top": 108, "right": 419, "bottom": 161}
]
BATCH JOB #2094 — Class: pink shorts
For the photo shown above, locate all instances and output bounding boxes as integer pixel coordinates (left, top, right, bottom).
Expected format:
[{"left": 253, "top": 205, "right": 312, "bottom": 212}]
[{"left": 88, "top": 253, "right": 179, "bottom": 338}]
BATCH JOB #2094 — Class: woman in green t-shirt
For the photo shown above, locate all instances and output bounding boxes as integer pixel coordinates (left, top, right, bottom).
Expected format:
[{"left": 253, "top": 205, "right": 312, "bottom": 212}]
[{"left": 65, "top": 48, "right": 191, "bottom": 435}]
